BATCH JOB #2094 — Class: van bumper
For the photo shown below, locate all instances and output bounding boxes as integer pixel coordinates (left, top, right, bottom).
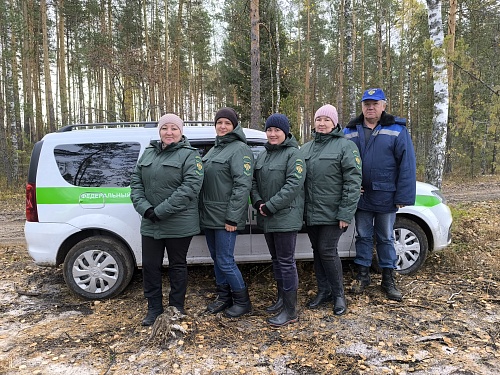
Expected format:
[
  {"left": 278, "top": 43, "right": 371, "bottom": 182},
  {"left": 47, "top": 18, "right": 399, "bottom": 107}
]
[{"left": 24, "top": 222, "right": 80, "bottom": 266}]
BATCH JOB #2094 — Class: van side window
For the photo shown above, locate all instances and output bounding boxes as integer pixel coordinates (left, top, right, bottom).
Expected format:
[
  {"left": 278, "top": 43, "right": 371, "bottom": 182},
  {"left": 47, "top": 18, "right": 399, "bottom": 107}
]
[{"left": 54, "top": 142, "right": 141, "bottom": 187}]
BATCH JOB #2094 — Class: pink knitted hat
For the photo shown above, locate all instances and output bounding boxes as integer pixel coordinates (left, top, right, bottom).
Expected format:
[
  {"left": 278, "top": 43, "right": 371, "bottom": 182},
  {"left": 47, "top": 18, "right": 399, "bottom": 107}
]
[
  {"left": 157, "top": 113, "right": 184, "bottom": 132},
  {"left": 314, "top": 104, "right": 339, "bottom": 125}
]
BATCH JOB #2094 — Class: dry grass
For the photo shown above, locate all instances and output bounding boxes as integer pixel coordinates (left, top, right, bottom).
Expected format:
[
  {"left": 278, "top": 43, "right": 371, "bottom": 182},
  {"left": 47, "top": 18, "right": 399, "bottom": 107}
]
[{"left": 432, "top": 199, "right": 500, "bottom": 278}]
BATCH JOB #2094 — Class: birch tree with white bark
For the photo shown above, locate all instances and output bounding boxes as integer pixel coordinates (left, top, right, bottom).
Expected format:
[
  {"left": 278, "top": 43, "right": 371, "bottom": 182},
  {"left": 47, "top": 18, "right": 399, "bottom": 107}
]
[{"left": 424, "top": 0, "right": 449, "bottom": 189}]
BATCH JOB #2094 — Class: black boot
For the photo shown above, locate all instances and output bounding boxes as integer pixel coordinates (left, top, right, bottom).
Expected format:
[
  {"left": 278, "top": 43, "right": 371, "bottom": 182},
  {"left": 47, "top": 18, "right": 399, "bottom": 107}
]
[
  {"left": 268, "top": 290, "right": 298, "bottom": 327},
  {"left": 206, "top": 284, "right": 233, "bottom": 313},
  {"left": 265, "top": 284, "right": 283, "bottom": 313},
  {"left": 142, "top": 297, "right": 164, "bottom": 326},
  {"left": 381, "top": 268, "right": 403, "bottom": 301},
  {"left": 224, "top": 287, "right": 252, "bottom": 318},
  {"left": 351, "top": 265, "right": 371, "bottom": 294},
  {"left": 306, "top": 290, "right": 333, "bottom": 309},
  {"left": 168, "top": 266, "right": 187, "bottom": 314},
  {"left": 333, "top": 295, "right": 347, "bottom": 316}
]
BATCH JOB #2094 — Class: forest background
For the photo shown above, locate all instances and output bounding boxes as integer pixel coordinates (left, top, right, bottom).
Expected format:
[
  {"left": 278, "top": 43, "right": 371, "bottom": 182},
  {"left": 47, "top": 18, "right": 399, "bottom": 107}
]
[{"left": 0, "top": 0, "right": 499, "bottom": 189}]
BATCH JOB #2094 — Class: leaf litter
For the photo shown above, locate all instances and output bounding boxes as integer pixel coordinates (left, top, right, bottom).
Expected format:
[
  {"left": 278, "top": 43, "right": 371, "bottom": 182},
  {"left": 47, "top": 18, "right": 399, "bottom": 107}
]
[{"left": 1, "top": 180, "right": 499, "bottom": 374}]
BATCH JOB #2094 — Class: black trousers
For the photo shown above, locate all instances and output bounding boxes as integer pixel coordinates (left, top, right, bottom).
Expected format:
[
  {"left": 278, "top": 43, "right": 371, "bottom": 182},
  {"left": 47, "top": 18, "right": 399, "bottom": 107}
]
[
  {"left": 306, "top": 225, "right": 345, "bottom": 297},
  {"left": 264, "top": 231, "right": 299, "bottom": 291},
  {"left": 142, "top": 235, "right": 192, "bottom": 309}
]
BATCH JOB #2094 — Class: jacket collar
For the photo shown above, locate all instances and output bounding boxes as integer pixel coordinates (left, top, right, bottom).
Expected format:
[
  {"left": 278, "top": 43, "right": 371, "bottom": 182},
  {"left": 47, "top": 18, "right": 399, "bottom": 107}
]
[
  {"left": 215, "top": 124, "right": 248, "bottom": 146},
  {"left": 312, "top": 125, "right": 344, "bottom": 142},
  {"left": 346, "top": 111, "right": 396, "bottom": 129}
]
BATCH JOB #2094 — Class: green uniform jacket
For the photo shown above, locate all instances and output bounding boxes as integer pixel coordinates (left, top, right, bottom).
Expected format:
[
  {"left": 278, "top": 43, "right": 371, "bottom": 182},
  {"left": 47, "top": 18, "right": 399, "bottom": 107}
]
[
  {"left": 199, "top": 124, "right": 254, "bottom": 230},
  {"left": 301, "top": 126, "right": 362, "bottom": 226},
  {"left": 250, "top": 134, "right": 305, "bottom": 233},
  {"left": 130, "top": 136, "right": 204, "bottom": 239}
]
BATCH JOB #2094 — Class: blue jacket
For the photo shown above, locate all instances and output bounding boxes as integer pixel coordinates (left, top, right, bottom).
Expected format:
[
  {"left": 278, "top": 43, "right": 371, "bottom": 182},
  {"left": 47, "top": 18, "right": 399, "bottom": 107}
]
[{"left": 344, "top": 112, "right": 416, "bottom": 213}]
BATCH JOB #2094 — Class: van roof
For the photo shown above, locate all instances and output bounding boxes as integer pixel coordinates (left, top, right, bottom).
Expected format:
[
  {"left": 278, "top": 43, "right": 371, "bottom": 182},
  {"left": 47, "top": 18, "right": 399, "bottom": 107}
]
[{"left": 44, "top": 123, "right": 267, "bottom": 143}]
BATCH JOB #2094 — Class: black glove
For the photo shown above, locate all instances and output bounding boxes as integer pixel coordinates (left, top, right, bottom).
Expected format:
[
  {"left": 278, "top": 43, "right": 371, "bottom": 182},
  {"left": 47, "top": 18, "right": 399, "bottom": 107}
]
[
  {"left": 260, "top": 204, "right": 273, "bottom": 217},
  {"left": 253, "top": 200, "right": 264, "bottom": 210},
  {"left": 144, "top": 207, "right": 160, "bottom": 223}
]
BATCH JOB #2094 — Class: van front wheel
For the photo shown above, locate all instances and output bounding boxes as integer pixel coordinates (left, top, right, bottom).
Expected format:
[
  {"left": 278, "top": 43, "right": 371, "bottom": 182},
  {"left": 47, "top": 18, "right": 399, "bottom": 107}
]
[
  {"left": 370, "top": 217, "right": 429, "bottom": 275},
  {"left": 63, "top": 236, "right": 135, "bottom": 300}
]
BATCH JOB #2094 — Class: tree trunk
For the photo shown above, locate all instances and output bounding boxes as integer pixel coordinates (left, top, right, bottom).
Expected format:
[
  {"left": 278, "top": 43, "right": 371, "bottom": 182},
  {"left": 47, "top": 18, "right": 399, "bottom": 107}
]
[
  {"left": 424, "top": 0, "right": 449, "bottom": 189},
  {"left": 337, "top": 0, "right": 345, "bottom": 122},
  {"left": 347, "top": 0, "right": 356, "bottom": 120},
  {"left": 41, "top": 0, "right": 56, "bottom": 132},
  {"left": 174, "top": 0, "right": 184, "bottom": 114},
  {"left": 163, "top": 1, "right": 170, "bottom": 113},
  {"left": 143, "top": 0, "right": 156, "bottom": 120},
  {"left": 250, "top": 0, "right": 261, "bottom": 129},
  {"left": 57, "top": 0, "right": 69, "bottom": 126},
  {"left": 376, "top": 0, "right": 383, "bottom": 86},
  {"left": 398, "top": 0, "right": 405, "bottom": 116},
  {"left": 444, "top": 0, "right": 457, "bottom": 174},
  {"left": 4, "top": 14, "right": 19, "bottom": 184},
  {"left": 21, "top": 0, "right": 34, "bottom": 143},
  {"left": 303, "top": 0, "right": 311, "bottom": 142},
  {"left": 34, "top": 43, "right": 44, "bottom": 139},
  {"left": 275, "top": 5, "right": 281, "bottom": 112},
  {"left": 106, "top": 0, "right": 116, "bottom": 122},
  {"left": 10, "top": 15, "right": 23, "bottom": 152},
  {"left": 360, "top": 0, "right": 365, "bottom": 92}
]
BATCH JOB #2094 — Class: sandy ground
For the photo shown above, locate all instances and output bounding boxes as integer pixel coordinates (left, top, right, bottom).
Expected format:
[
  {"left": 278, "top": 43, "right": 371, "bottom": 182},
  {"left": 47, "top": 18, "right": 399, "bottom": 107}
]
[{"left": 1, "top": 177, "right": 499, "bottom": 374}]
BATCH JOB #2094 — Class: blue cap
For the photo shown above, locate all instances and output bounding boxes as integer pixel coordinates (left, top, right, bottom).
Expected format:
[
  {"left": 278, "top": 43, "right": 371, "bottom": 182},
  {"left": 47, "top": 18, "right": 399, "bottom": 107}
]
[{"left": 361, "top": 88, "right": 386, "bottom": 101}]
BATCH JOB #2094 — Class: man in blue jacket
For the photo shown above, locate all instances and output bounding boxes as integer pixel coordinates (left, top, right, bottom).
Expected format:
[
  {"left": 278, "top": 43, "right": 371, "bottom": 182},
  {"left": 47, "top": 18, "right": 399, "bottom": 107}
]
[{"left": 344, "top": 88, "right": 416, "bottom": 301}]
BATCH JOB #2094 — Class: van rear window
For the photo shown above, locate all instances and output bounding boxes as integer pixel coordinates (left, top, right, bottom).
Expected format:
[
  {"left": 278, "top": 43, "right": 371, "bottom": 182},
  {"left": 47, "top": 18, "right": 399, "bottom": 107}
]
[{"left": 54, "top": 142, "right": 141, "bottom": 187}]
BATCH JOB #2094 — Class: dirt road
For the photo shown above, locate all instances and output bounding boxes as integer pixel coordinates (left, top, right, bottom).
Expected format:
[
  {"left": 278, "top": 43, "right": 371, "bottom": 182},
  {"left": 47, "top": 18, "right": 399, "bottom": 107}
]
[{"left": 1, "top": 178, "right": 499, "bottom": 374}]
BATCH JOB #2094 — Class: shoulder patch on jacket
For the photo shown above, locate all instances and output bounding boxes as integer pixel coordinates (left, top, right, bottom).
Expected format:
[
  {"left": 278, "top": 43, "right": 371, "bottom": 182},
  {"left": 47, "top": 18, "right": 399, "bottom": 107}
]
[
  {"left": 353, "top": 150, "right": 362, "bottom": 170},
  {"left": 243, "top": 155, "right": 252, "bottom": 176},
  {"left": 294, "top": 159, "right": 304, "bottom": 178},
  {"left": 195, "top": 155, "right": 203, "bottom": 175}
]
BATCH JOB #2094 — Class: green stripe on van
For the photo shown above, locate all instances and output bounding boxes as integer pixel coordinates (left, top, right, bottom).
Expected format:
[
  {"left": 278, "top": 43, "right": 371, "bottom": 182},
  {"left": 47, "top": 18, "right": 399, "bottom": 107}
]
[
  {"left": 36, "top": 187, "right": 131, "bottom": 204},
  {"left": 414, "top": 195, "right": 440, "bottom": 207},
  {"left": 36, "top": 187, "right": 441, "bottom": 208}
]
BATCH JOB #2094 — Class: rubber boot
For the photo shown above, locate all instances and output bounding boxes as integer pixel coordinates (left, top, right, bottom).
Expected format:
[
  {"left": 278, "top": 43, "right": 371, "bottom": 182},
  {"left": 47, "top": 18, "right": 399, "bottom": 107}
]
[
  {"left": 333, "top": 295, "right": 347, "bottom": 316},
  {"left": 381, "top": 268, "right": 403, "bottom": 301},
  {"left": 265, "top": 283, "right": 283, "bottom": 313},
  {"left": 306, "top": 290, "right": 333, "bottom": 309},
  {"left": 224, "top": 287, "right": 252, "bottom": 318},
  {"left": 351, "top": 265, "right": 371, "bottom": 294},
  {"left": 168, "top": 267, "right": 187, "bottom": 314},
  {"left": 141, "top": 297, "right": 164, "bottom": 326},
  {"left": 206, "top": 284, "right": 233, "bottom": 313},
  {"left": 268, "top": 290, "right": 298, "bottom": 327}
]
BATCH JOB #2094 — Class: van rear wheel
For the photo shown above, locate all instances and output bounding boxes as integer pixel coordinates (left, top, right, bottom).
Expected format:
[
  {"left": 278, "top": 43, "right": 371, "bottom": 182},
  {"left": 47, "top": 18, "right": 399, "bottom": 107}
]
[{"left": 63, "top": 236, "right": 135, "bottom": 300}]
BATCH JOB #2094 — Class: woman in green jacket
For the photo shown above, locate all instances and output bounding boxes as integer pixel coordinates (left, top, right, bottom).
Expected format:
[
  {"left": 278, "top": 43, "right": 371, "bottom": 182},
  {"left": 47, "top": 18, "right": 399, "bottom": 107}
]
[
  {"left": 301, "top": 104, "right": 362, "bottom": 316},
  {"left": 251, "top": 113, "right": 305, "bottom": 327},
  {"left": 131, "top": 113, "right": 204, "bottom": 326},
  {"left": 199, "top": 107, "right": 254, "bottom": 318}
]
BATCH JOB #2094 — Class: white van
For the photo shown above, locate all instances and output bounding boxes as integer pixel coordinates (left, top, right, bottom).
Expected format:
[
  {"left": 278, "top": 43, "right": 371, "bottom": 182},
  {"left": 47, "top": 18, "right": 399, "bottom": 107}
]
[{"left": 25, "top": 122, "right": 452, "bottom": 299}]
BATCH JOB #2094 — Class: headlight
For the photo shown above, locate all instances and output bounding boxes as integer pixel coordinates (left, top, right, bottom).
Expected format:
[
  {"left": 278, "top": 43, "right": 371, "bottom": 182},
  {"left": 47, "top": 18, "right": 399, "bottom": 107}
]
[{"left": 431, "top": 189, "right": 447, "bottom": 205}]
